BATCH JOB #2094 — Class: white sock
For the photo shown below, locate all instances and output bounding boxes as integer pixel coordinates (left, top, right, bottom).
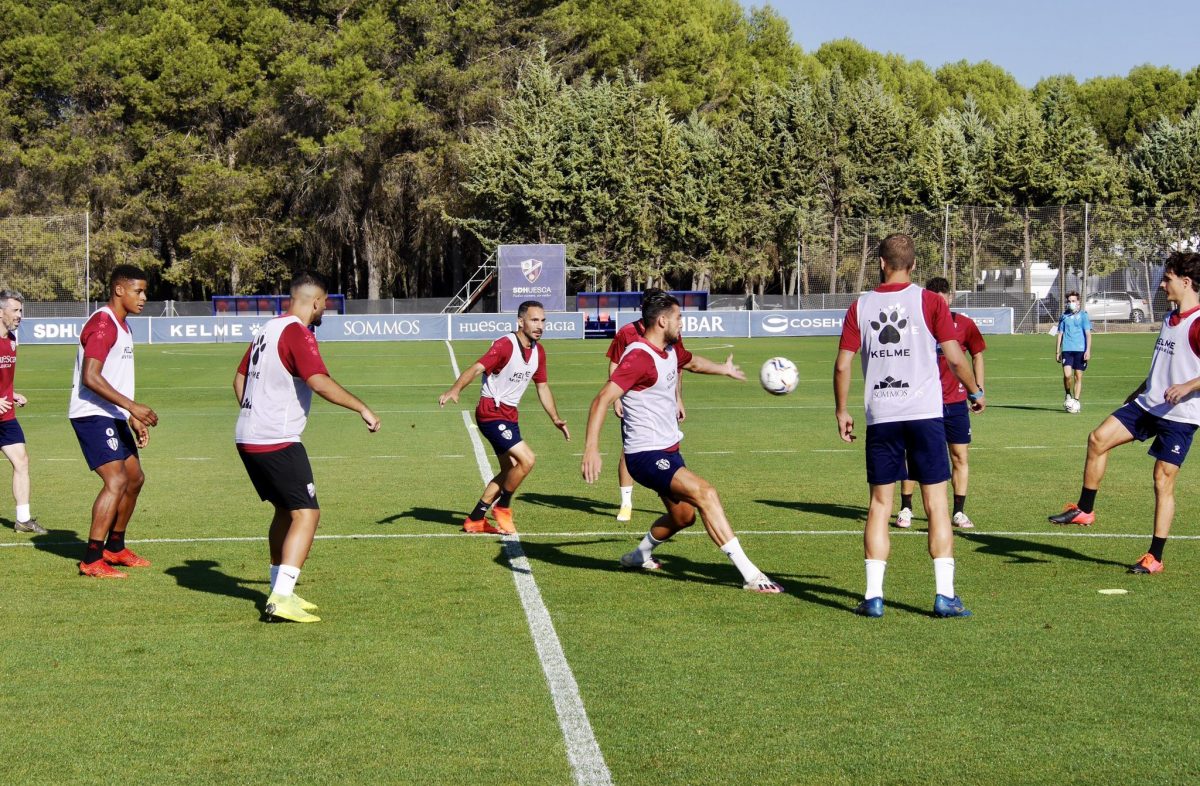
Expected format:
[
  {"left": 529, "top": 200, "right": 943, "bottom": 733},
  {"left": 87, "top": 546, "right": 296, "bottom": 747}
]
[
  {"left": 865, "top": 559, "right": 887, "bottom": 600},
  {"left": 273, "top": 564, "right": 301, "bottom": 596},
  {"left": 934, "top": 557, "right": 955, "bottom": 598},
  {"left": 619, "top": 486, "right": 633, "bottom": 506},
  {"left": 15, "top": 504, "right": 30, "bottom": 523},
  {"left": 637, "top": 532, "right": 663, "bottom": 562},
  {"left": 270, "top": 564, "right": 279, "bottom": 586},
  {"left": 720, "top": 537, "right": 761, "bottom": 582}
]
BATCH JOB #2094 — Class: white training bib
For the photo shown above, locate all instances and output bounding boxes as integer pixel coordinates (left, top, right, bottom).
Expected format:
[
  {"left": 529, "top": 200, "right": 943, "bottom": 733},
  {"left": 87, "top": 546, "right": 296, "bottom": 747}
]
[
  {"left": 235, "top": 316, "right": 314, "bottom": 444},
  {"left": 619, "top": 342, "right": 684, "bottom": 454},
  {"left": 69, "top": 306, "right": 135, "bottom": 420},
  {"left": 1136, "top": 309, "right": 1200, "bottom": 424},
  {"left": 479, "top": 334, "right": 539, "bottom": 409},
  {"left": 856, "top": 284, "right": 942, "bottom": 425}
]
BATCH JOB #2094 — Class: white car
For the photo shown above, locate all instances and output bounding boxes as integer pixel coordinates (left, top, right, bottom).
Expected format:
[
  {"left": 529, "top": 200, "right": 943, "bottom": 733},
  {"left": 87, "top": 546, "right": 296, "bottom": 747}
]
[{"left": 1084, "top": 291, "right": 1149, "bottom": 323}]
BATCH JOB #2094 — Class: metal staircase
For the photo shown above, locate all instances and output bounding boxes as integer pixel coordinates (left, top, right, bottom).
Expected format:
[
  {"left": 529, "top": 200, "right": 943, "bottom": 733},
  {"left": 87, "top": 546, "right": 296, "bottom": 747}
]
[{"left": 442, "top": 256, "right": 496, "bottom": 314}]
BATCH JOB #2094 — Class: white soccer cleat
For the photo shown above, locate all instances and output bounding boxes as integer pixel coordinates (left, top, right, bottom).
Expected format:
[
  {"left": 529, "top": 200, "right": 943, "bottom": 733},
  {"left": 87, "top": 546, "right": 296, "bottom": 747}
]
[
  {"left": 616, "top": 503, "right": 633, "bottom": 522},
  {"left": 895, "top": 507, "right": 913, "bottom": 529},
  {"left": 619, "top": 550, "right": 661, "bottom": 571},
  {"left": 952, "top": 512, "right": 975, "bottom": 529},
  {"left": 743, "top": 573, "right": 783, "bottom": 593}
]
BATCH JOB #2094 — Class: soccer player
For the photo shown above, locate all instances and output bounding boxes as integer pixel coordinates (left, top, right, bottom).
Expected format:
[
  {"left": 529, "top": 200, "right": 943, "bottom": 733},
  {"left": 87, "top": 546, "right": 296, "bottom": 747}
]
[
  {"left": 834, "top": 234, "right": 985, "bottom": 618},
  {"left": 438, "top": 300, "right": 569, "bottom": 534},
  {"left": 235, "top": 271, "right": 381, "bottom": 623},
  {"left": 581, "top": 290, "right": 782, "bottom": 594},
  {"left": 1048, "top": 252, "right": 1200, "bottom": 574},
  {"left": 1056, "top": 291, "right": 1092, "bottom": 412},
  {"left": 0, "top": 290, "right": 44, "bottom": 534},
  {"left": 605, "top": 288, "right": 686, "bottom": 522},
  {"left": 69, "top": 265, "right": 159, "bottom": 578},
  {"left": 895, "top": 277, "right": 986, "bottom": 530}
]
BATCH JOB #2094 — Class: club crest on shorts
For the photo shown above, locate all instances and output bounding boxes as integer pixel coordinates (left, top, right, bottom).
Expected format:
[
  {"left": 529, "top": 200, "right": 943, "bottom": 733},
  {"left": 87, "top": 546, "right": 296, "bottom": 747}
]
[
  {"left": 106, "top": 437, "right": 119, "bottom": 451},
  {"left": 500, "top": 425, "right": 512, "bottom": 440},
  {"left": 520, "top": 258, "right": 543, "bottom": 283},
  {"left": 307, "top": 482, "right": 316, "bottom": 498},
  {"left": 655, "top": 458, "right": 671, "bottom": 471}
]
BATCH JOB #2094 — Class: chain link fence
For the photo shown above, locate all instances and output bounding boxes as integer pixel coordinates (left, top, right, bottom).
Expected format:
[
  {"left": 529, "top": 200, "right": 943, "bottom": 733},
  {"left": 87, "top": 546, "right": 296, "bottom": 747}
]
[{"left": 0, "top": 212, "right": 89, "bottom": 316}]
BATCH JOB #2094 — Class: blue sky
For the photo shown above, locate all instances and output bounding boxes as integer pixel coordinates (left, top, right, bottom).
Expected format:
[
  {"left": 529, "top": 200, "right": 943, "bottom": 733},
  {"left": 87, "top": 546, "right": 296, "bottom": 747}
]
[{"left": 769, "top": 1, "right": 1200, "bottom": 86}]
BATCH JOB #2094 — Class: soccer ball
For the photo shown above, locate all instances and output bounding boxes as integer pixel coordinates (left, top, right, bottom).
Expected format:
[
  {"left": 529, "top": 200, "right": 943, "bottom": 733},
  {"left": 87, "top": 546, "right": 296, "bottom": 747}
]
[
  {"left": 1065, "top": 397, "right": 1081, "bottom": 414},
  {"left": 760, "top": 357, "right": 799, "bottom": 395}
]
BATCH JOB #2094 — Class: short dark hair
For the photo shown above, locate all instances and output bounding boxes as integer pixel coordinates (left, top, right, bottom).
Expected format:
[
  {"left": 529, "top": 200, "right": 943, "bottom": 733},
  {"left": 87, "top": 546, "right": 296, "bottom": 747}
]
[
  {"left": 1164, "top": 252, "right": 1200, "bottom": 292},
  {"left": 290, "top": 270, "right": 328, "bottom": 295},
  {"left": 1065, "top": 291, "right": 1080, "bottom": 301},
  {"left": 641, "top": 289, "right": 679, "bottom": 326},
  {"left": 925, "top": 277, "right": 950, "bottom": 295},
  {"left": 517, "top": 300, "right": 544, "bottom": 317},
  {"left": 110, "top": 265, "right": 147, "bottom": 289},
  {"left": 878, "top": 234, "right": 915, "bottom": 271}
]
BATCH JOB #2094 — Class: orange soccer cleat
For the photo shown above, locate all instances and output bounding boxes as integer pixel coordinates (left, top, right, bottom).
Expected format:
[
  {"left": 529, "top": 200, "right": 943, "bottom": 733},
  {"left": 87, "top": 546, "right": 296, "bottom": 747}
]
[
  {"left": 103, "top": 548, "right": 151, "bottom": 568},
  {"left": 79, "top": 560, "right": 127, "bottom": 579},
  {"left": 462, "top": 517, "right": 502, "bottom": 534},
  {"left": 490, "top": 506, "right": 516, "bottom": 535},
  {"left": 1128, "top": 553, "right": 1164, "bottom": 574},
  {"left": 1048, "top": 504, "right": 1095, "bottom": 526}
]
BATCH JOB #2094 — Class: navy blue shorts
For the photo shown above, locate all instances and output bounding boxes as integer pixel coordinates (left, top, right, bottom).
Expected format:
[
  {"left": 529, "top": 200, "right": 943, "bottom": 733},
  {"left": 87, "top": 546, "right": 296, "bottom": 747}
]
[
  {"left": 625, "top": 449, "right": 686, "bottom": 496},
  {"left": 1111, "top": 402, "right": 1198, "bottom": 467},
  {"left": 865, "top": 418, "right": 951, "bottom": 486},
  {"left": 1061, "top": 351, "right": 1088, "bottom": 371},
  {"left": 0, "top": 419, "right": 25, "bottom": 447},
  {"left": 71, "top": 416, "right": 138, "bottom": 471},
  {"left": 477, "top": 418, "right": 523, "bottom": 458},
  {"left": 942, "top": 401, "right": 972, "bottom": 445}
]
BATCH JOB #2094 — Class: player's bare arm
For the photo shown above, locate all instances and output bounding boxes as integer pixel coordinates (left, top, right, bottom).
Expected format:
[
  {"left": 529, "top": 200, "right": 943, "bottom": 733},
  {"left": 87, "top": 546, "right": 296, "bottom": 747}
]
[
  {"left": 582, "top": 381, "right": 625, "bottom": 483},
  {"left": 833, "top": 348, "right": 856, "bottom": 442},
  {"left": 942, "top": 340, "right": 986, "bottom": 412},
  {"left": 0, "top": 397, "right": 10, "bottom": 415},
  {"left": 438, "top": 362, "right": 486, "bottom": 407},
  {"left": 1084, "top": 330, "right": 1093, "bottom": 361},
  {"left": 82, "top": 357, "right": 158, "bottom": 426},
  {"left": 608, "top": 360, "right": 624, "bottom": 418},
  {"left": 1055, "top": 331, "right": 1063, "bottom": 363},
  {"left": 683, "top": 353, "right": 745, "bottom": 380},
  {"left": 535, "top": 381, "right": 570, "bottom": 440},
  {"left": 306, "top": 374, "right": 382, "bottom": 432},
  {"left": 676, "top": 374, "right": 686, "bottom": 421},
  {"left": 1164, "top": 376, "right": 1200, "bottom": 404},
  {"left": 13, "top": 392, "right": 26, "bottom": 407},
  {"left": 233, "top": 371, "right": 246, "bottom": 404}
]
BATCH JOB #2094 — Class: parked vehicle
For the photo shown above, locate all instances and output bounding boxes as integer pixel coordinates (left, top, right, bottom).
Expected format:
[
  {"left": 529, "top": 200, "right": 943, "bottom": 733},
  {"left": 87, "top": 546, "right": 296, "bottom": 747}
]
[{"left": 1084, "top": 291, "right": 1149, "bottom": 323}]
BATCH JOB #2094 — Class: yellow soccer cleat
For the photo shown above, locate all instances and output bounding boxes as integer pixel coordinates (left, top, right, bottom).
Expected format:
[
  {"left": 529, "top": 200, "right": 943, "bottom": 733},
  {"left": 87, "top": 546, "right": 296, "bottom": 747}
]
[
  {"left": 616, "top": 503, "right": 633, "bottom": 523},
  {"left": 292, "top": 594, "right": 319, "bottom": 613},
  {"left": 264, "top": 592, "right": 321, "bottom": 623}
]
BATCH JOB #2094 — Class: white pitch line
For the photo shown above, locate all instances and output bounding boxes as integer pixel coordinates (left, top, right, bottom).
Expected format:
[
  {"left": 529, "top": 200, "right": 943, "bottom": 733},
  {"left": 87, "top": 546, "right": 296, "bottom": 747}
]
[
  {"left": 4, "top": 528, "right": 1199, "bottom": 550},
  {"left": 446, "top": 340, "right": 612, "bottom": 786}
]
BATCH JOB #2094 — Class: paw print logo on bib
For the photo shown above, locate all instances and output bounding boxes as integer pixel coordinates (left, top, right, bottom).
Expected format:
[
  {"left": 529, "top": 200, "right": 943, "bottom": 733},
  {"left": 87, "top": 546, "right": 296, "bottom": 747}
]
[{"left": 870, "top": 309, "right": 907, "bottom": 345}]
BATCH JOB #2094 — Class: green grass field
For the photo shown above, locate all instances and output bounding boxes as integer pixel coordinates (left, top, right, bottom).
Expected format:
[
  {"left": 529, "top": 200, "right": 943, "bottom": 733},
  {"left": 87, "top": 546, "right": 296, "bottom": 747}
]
[{"left": 2, "top": 333, "right": 1198, "bottom": 784}]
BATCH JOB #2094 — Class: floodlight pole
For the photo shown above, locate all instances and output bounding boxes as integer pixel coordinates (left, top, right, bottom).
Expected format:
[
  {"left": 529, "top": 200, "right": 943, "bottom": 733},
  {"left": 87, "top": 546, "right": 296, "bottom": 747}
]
[
  {"left": 1082, "top": 203, "right": 1090, "bottom": 302},
  {"left": 84, "top": 209, "right": 91, "bottom": 317},
  {"left": 942, "top": 205, "right": 950, "bottom": 278}
]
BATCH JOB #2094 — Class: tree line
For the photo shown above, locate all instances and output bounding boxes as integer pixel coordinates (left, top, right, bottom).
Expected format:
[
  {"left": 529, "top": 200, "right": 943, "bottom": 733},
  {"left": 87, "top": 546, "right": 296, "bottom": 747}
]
[{"left": 3, "top": 0, "right": 1200, "bottom": 300}]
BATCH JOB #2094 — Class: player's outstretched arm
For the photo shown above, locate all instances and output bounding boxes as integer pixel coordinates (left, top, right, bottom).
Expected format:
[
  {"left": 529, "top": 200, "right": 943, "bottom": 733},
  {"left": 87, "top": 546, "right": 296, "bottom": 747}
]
[
  {"left": 833, "top": 348, "right": 856, "bottom": 442},
  {"left": 535, "top": 382, "right": 570, "bottom": 441},
  {"left": 683, "top": 353, "right": 745, "bottom": 380},
  {"left": 582, "top": 381, "right": 624, "bottom": 483},
  {"left": 82, "top": 358, "right": 157, "bottom": 426},
  {"left": 306, "top": 374, "right": 381, "bottom": 432},
  {"left": 438, "top": 362, "right": 486, "bottom": 407}
]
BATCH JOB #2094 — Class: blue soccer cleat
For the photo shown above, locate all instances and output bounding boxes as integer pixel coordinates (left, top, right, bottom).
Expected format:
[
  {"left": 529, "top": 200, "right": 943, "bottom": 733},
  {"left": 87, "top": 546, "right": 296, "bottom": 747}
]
[
  {"left": 933, "top": 594, "right": 972, "bottom": 618},
  {"left": 854, "top": 597, "right": 884, "bottom": 618}
]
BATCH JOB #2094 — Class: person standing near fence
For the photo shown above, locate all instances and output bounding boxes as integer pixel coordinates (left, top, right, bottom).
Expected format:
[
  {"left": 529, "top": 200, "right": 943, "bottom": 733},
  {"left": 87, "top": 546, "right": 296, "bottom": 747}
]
[
  {"left": 0, "top": 290, "right": 44, "bottom": 534},
  {"left": 1056, "top": 292, "right": 1092, "bottom": 413},
  {"left": 69, "top": 265, "right": 159, "bottom": 578}
]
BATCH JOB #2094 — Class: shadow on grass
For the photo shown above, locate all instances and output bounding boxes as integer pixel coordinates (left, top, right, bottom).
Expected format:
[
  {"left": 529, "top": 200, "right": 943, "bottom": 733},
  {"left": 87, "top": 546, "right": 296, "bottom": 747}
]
[
  {"left": 25, "top": 528, "right": 86, "bottom": 561},
  {"left": 164, "top": 559, "right": 267, "bottom": 605},
  {"left": 961, "top": 532, "right": 1128, "bottom": 568},
  {"left": 376, "top": 507, "right": 462, "bottom": 527},
  {"left": 755, "top": 499, "right": 867, "bottom": 522},
  {"left": 514, "top": 492, "right": 642, "bottom": 518},
  {"left": 988, "top": 404, "right": 1064, "bottom": 412},
  {"left": 506, "top": 537, "right": 931, "bottom": 616}
]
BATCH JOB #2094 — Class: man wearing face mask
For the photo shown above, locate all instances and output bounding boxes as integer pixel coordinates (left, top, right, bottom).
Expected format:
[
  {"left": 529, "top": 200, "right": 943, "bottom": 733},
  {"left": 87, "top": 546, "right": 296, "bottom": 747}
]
[{"left": 1055, "top": 291, "right": 1092, "bottom": 412}]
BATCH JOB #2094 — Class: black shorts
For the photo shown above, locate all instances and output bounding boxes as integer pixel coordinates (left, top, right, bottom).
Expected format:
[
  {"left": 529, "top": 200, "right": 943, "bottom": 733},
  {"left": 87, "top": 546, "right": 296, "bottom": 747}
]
[{"left": 238, "top": 443, "right": 319, "bottom": 510}]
